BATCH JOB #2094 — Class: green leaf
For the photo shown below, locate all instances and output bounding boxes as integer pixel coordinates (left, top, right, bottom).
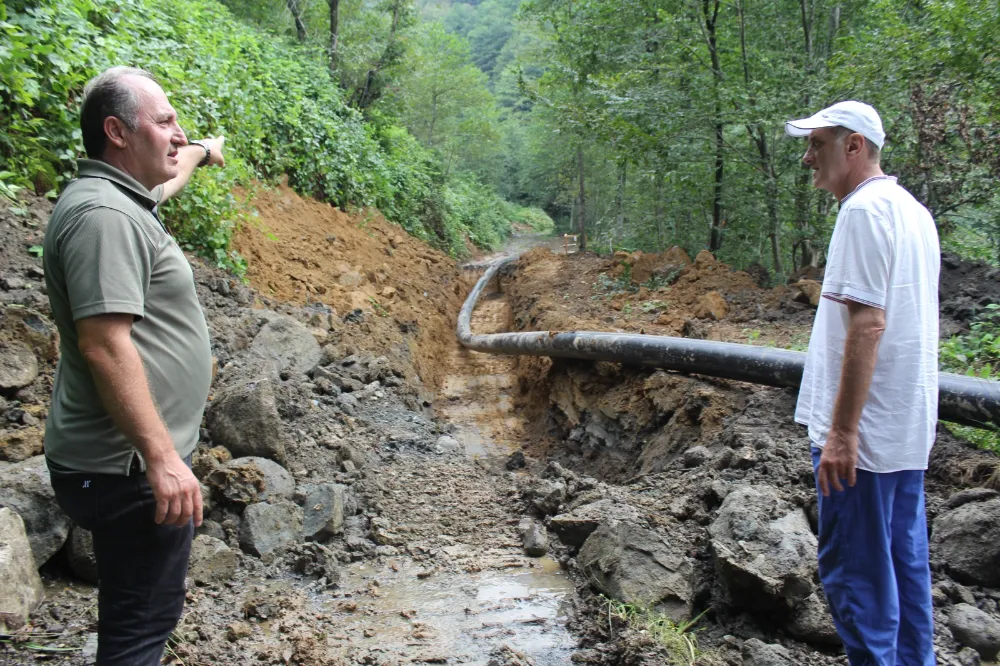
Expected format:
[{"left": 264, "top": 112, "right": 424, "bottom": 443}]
[{"left": 28, "top": 245, "right": 43, "bottom": 258}]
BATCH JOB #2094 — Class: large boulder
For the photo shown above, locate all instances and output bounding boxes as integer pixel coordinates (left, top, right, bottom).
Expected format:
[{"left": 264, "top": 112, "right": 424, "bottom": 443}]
[
  {"left": 0, "top": 507, "right": 44, "bottom": 633},
  {"left": 0, "top": 426, "right": 44, "bottom": 463},
  {"left": 207, "top": 457, "right": 294, "bottom": 507},
  {"left": 577, "top": 520, "right": 693, "bottom": 621},
  {"left": 298, "top": 483, "right": 346, "bottom": 541},
  {"left": 248, "top": 312, "right": 321, "bottom": 377},
  {"left": 188, "top": 535, "right": 238, "bottom": 585},
  {"left": 0, "top": 341, "right": 38, "bottom": 391},
  {"left": 708, "top": 485, "right": 817, "bottom": 611},
  {"left": 949, "top": 603, "right": 1000, "bottom": 661},
  {"left": 0, "top": 456, "right": 71, "bottom": 565},
  {"left": 931, "top": 497, "right": 1000, "bottom": 587},
  {"left": 549, "top": 499, "right": 640, "bottom": 548},
  {"left": 239, "top": 501, "right": 303, "bottom": 558},
  {"left": 207, "top": 371, "right": 288, "bottom": 464}
]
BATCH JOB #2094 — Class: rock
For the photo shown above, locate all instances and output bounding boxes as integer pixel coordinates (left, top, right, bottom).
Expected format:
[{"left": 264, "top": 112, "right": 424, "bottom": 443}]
[
  {"left": 435, "top": 436, "right": 461, "bottom": 454},
  {"left": 188, "top": 535, "right": 238, "bottom": 585},
  {"left": 949, "top": 603, "right": 1000, "bottom": 661},
  {"left": 248, "top": 312, "right": 321, "bottom": 376},
  {"left": 238, "top": 501, "right": 303, "bottom": 558},
  {"left": 793, "top": 279, "right": 822, "bottom": 306},
  {"left": 708, "top": 485, "right": 817, "bottom": 610},
  {"left": 299, "top": 483, "right": 346, "bottom": 541},
  {"left": 1, "top": 277, "right": 27, "bottom": 291},
  {"left": 683, "top": 446, "right": 711, "bottom": 468},
  {"left": 0, "top": 426, "right": 44, "bottom": 462},
  {"left": 0, "top": 508, "right": 44, "bottom": 633},
  {"left": 208, "top": 457, "right": 294, "bottom": 507},
  {"left": 522, "top": 522, "right": 549, "bottom": 557},
  {"left": 337, "top": 393, "right": 359, "bottom": 414},
  {"left": 931, "top": 497, "right": 1000, "bottom": 586},
  {"left": 694, "top": 291, "right": 728, "bottom": 320},
  {"left": 524, "top": 478, "right": 566, "bottom": 516},
  {"left": 943, "top": 488, "right": 1000, "bottom": 512},
  {"left": 0, "top": 456, "right": 71, "bottom": 565},
  {"left": 741, "top": 638, "right": 797, "bottom": 666},
  {"left": 957, "top": 647, "right": 983, "bottom": 666},
  {"left": 66, "top": 527, "right": 98, "bottom": 583},
  {"left": 290, "top": 542, "right": 340, "bottom": 582},
  {"left": 227, "top": 622, "right": 252, "bottom": 641},
  {"left": 785, "top": 591, "right": 840, "bottom": 646},
  {"left": 207, "top": 371, "right": 288, "bottom": 464},
  {"left": 0, "top": 341, "right": 37, "bottom": 390},
  {"left": 577, "top": 519, "right": 693, "bottom": 621},
  {"left": 196, "top": 519, "right": 226, "bottom": 542},
  {"left": 506, "top": 451, "right": 527, "bottom": 470},
  {"left": 549, "top": 499, "right": 640, "bottom": 548}
]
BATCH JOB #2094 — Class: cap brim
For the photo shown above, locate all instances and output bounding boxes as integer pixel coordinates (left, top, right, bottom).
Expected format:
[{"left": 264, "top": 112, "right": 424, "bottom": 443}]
[{"left": 785, "top": 117, "right": 836, "bottom": 137}]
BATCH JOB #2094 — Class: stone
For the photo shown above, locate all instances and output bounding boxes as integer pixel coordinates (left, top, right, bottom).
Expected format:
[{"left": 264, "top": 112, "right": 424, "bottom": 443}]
[
  {"left": 708, "top": 485, "right": 817, "bottom": 611},
  {"left": 524, "top": 478, "right": 566, "bottom": 516},
  {"left": 931, "top": 497, "right": 1000, "bottom": 586},
  {"left": 66, "top": 527, "right": 98, "bottom": 583},
  {"left": 944, "top": 489, "right": 1000, "bottom": 512},
  {"left": 506, "top": 451, "right": 527, "bottom": 470},
  {"left": 290, "top": 542, "right": 341, "bottom": 582},
  {"left": 549, "top": 499, "right": 640, "bottom": 548},
  {"left": 248, "top": 312, "right": 321, "bottom": 376},
  {"left": 337, "top": 393, "right": 359, "bottom": 414},
  {"left": 522, "top": 522, "right": 549, "bottom": 557},
  {"left": 785, "top": 591, "right": 840, "bottom": 646},
  {"left": 196, "top": 519, "right": 226, "bottom": 542},
  {"left": 0, "top": 341, "right": 37, "bottom": 390},
  {"left": 694, "top": 291, "right": 728, "bottom": 320},
  {"left": 949, "top": 603, "right": 1000, "bottom": 661},
  {"left": 683, "top": 446, "right": 711, "bottom": 468},
  {"left": 577, "top": 519, "right": 693, "bottom": 621},
  {"left": 793, "top": 279, "right": 822, "bottom": 307},
  {"left": 0, "top": 426, "right": 44, "bottom": 462},
  {"left": 238, "top": 501, "right": 303, "bottom": 558},
  {"left": 299, "top": 483, "right": 346, "bottom": 541},
  {"left": 741, "top": 638, "right": 796, "bottom": 666},
  {"left": 0, "top": 455, "right": 71, "bottom": 565},
  {"left": 0, "top": 508, "right": 44, "bottom": 633},
  {"left": 435, "top": 436, "right": 461, "bottom": 454},
  {"left": 208, "top": 457, "right": 295, "bottom": 506},
  {"left": 188, "top": 535, "right": 238, "bottom": 585},
  {"left": 207, "top": 370, "right": 288, "bottom": 464}
]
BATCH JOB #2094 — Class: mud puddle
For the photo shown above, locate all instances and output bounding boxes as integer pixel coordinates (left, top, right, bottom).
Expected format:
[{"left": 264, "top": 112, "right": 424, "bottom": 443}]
[{"left": 324, "top": 557, "right": 576, "bottom": 664}]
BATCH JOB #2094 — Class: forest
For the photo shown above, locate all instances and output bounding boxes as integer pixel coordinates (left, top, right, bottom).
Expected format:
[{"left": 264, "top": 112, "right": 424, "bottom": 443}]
[{"left": 2, "top": 0, "right": 999, "bottom": 279}]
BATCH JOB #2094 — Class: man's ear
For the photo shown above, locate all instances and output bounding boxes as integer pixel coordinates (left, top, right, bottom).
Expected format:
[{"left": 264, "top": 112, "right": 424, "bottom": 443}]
[
  {"left": 104, "top": 116, "right": 129, "bottom": 150},
  {"left": 846, "top": 133, "right": 866, "bottom": 159}
]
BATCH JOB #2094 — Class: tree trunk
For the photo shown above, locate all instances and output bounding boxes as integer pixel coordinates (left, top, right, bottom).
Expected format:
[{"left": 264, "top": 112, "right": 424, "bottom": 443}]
[
  {"left": 703, "top": 0, "right": 725, "bottom": 253},
  {"left": 615, "top": 160, "right": 627, "bottom": 244},
  {"left": 287, "top": 0, "right": 307, "bottom": 42},
  {"left": 328, "top": 0, "right": 340, "bottom": 74},
  {"left": 655, "top": 169, "right": 665, "bottom": 250},
  {"left": 577, "top": 145, "right": 587, "bottom": 251}
]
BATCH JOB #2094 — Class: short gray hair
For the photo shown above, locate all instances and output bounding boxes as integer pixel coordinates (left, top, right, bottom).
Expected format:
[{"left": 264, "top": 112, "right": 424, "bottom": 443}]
[
  {"left": 80, "top": 67, "right": 157, "bottom": 158},
  {"left": 833, "top": 125, "right": 881, "bottom": 163}
]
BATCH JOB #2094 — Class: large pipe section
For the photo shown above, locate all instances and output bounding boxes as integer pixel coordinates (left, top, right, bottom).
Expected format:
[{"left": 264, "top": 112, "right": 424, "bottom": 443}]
[{"left": 458, "top": 256, "right": 1000, "bottom": 430}]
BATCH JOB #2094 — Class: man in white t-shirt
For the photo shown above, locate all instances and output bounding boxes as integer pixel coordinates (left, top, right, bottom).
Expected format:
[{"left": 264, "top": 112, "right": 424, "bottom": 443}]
[{"left": 786, "top": 101, "right": 940, "bottom": 666}]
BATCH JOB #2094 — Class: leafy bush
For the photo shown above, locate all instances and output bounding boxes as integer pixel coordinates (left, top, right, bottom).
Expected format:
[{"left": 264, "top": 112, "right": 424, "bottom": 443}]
[
  {"left": 940, "top": 304, "right": 1000, "bottom": 451},
  {"left": 0, "top": 0, "right": 522, "bottom": 274}
]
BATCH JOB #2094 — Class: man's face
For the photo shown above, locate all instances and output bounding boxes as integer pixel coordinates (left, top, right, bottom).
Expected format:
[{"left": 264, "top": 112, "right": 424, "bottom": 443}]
[
  {"left": 121, "top": 76, "right": 188, "bottom": 190},
  {"left": 801, "top": 127, "right": 849, "bottom": 195}
]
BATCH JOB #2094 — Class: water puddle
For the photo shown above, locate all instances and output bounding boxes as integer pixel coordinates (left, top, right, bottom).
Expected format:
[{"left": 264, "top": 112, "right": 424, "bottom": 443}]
[{"left": 328, "top": 556, "right": 577, "bottom": 663}]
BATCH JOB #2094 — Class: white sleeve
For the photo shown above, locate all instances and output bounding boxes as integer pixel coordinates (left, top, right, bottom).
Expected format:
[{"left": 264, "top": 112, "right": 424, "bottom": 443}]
[{"left": 822, "top": 206, "right": 893, "bottom": 309}]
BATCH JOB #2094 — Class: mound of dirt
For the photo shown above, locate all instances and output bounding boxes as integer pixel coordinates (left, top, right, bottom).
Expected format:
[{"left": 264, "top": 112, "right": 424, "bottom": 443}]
[
  {"left": 940, "top": 251, "right": 1000, "bottom": 334},
  {"left": 233, "top": 184, "right": 472, "bottom": 390}
]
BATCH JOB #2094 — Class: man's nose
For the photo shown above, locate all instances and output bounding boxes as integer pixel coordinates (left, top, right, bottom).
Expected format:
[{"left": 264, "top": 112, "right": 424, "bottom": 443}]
[
  {"left": 801, "top": 148, "right": 813, "bottom": 168},
  {"left": 174, "top": 124, "right": 188, "bottom": 147}
]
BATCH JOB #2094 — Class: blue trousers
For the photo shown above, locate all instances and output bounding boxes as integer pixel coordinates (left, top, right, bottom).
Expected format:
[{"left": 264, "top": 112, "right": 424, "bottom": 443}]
[{"left": 811, "top": 447, "right": 935, "bottom": 666}]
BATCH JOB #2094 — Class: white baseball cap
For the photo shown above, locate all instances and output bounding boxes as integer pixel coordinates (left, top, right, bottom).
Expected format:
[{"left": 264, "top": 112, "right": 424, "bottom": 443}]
[{"left": 785, "top": 100, "right": 885, "bottom": 149}]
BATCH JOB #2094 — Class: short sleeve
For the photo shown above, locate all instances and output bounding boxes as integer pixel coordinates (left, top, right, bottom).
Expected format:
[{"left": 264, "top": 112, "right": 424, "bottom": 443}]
[
  {"left": 56, "top": 208, "right": 158, "bottom": 321},
  {"left": 822, "top": 206, "right": 894, "bottom": 309}
]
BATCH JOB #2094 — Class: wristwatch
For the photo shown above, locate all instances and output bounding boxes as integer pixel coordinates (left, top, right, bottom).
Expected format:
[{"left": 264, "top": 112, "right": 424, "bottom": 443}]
[{"left": 189, "top": 140, "right": 211, "bottom": 167}]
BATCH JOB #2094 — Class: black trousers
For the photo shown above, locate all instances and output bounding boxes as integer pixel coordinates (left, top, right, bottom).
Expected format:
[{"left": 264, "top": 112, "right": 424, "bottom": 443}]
[{"left": 50, "top": 458, "right": 193, "bottom": 666}]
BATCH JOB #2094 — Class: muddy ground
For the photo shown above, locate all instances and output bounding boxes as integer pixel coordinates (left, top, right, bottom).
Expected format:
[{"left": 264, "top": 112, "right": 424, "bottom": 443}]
[{"left": 1, "top": 187, "right": 999, "bottom": 666}]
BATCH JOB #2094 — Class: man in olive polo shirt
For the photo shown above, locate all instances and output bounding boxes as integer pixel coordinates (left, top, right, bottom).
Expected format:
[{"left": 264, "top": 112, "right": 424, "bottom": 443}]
[{"left": 43, "top": 66, "right": 226, "bottom": 665}]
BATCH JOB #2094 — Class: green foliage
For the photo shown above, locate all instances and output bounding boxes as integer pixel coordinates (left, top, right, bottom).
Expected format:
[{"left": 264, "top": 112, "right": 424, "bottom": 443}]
[
  {"left": 1, "top": 0, "right": 524, "bottom": 275},
  {"left": 603, "top": 596, "right": 702, "bottom": 665},
  {"left": 940, "top": 304, "right": 1000, "bottom": 449}
]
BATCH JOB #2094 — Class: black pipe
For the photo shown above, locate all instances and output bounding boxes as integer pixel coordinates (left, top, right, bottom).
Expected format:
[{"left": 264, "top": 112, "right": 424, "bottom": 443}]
[{"left": 458, "top": 256, "right": 1000, "bottom": 429}]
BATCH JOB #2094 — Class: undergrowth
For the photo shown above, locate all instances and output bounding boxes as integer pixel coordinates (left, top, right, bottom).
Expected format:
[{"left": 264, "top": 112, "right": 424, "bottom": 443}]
[
  {"left": 603, "top": 596, "right": 704, "bottom": 665},
  {"left": 940, "top": 304, "right": 1000, "bottom": 452}
]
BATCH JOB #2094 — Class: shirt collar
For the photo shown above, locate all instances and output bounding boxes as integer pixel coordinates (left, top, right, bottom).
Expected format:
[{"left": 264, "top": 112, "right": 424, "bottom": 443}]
[
  {"left": 840, "top": 175, "right": 897, "bottom": 204},
  {"left": 76, "top": 159, "right": 160, "bottom": 211}
]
